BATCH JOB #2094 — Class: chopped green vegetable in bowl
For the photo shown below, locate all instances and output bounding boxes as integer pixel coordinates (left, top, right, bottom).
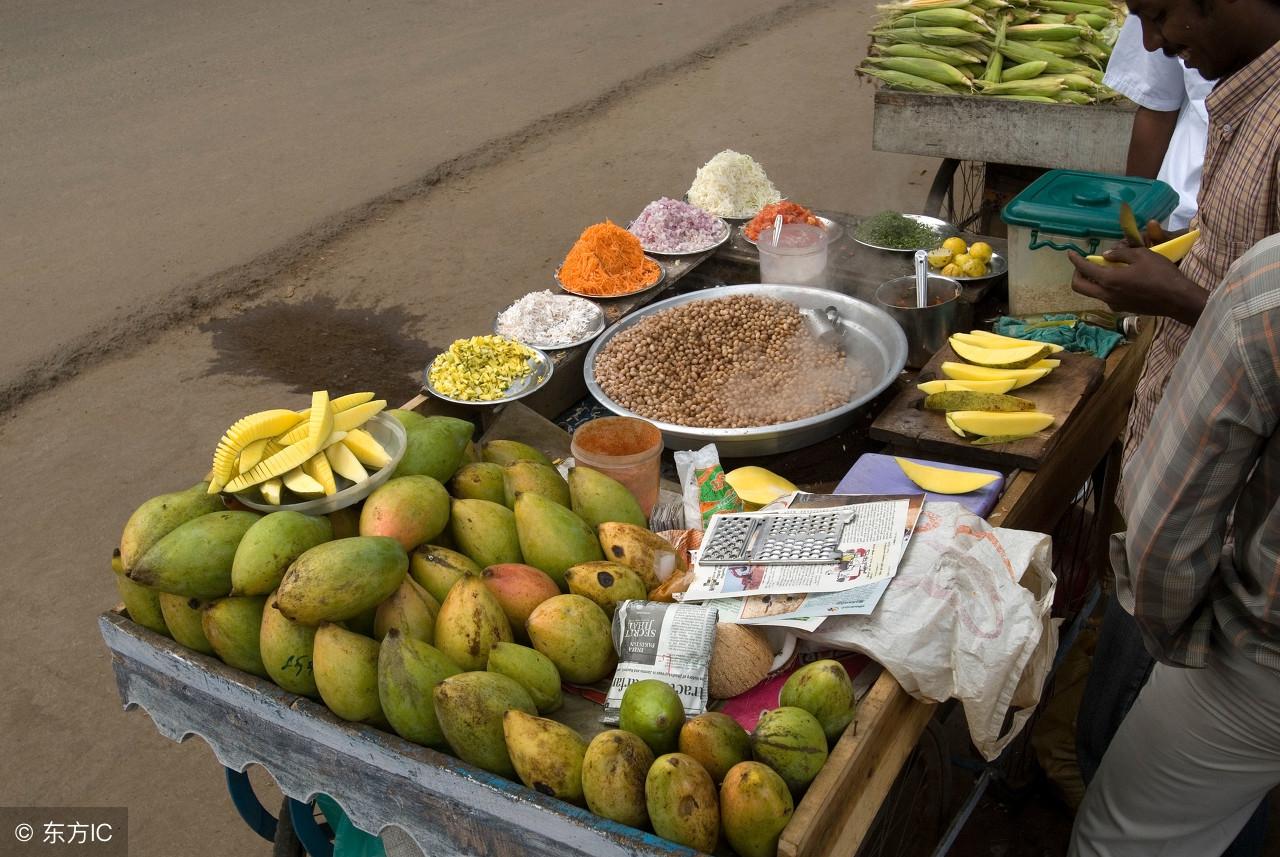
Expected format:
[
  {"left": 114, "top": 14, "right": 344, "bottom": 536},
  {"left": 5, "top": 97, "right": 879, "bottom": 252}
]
[{"left": 853, "top": 211, "right": 945, "bottom": 250}]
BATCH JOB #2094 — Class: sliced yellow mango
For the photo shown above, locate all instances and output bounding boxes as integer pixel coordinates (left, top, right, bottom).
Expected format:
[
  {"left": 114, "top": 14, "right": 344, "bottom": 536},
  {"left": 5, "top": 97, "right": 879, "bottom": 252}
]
[
  {"left": 1085, "top": 229, "right": 1199, "bottom": 266},
  {"left": 895, "top": 457, "right": 998, "bottom": 495},
  {"left": 291, "top": 391, "right": 376, "bottom": 418},
  {"left": 725, "top": 466, "right": 798, "bottom": 507},
  {"left": 945, "top": 413, "right": 966, "bottom": 437},
  {"left": 282, "top": 467, "right": 326, "bottom": 499},
  {"left": 918, "top": 378, "right": 1018, "bottom": 395},
  {"left": 236, "top": 438, "right": 272, "bottom": 475},
  {"left": 923, "top": 391, "right": 1035, "bottom": 412},
  {"left": 307, "top": 391, "right": 334, "bottom": 448},
  {"left": 940, "top": 362, "right": 1051, "bottom": 389},
  {"left": 260, "top": 478, "right": 283, "bottom": 506},
  {"left": 960, "top": 330, "right": 1064, "bottom": 354},
  {"left": 325, "top": 442, "right": 369, "bottom": 484},
  {"left": 950, "top": 339, "right": 1051, "bottom": 369},
  {"left": 279, "top": 399, "right": 386, "bottom": 444},
  {"left": 948, "top": 410, "right": 1054, "bottom": 437},
  {"left": 208, "top": 408, "right": 306, "bottom": 493},
  {"left": 225, "top": 440, "right": 318, "bottom": 493},
  {"left": 302, "top": 453, "right": 338, "bottom": 496},
  {"left": 343, "top": 429, "right": 392, "bottom": 469}
]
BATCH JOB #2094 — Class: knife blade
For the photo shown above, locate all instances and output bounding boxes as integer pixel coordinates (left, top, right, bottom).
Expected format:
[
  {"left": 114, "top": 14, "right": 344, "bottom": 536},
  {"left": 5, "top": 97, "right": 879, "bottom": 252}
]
[{"left": 1119, "top": 202, "right": 1145, "bottom": 247}]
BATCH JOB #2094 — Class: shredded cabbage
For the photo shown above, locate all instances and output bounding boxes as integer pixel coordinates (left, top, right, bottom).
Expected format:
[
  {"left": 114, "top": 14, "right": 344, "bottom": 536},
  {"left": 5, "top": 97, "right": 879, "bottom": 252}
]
[{"left": 686, "top": 150, "right": 782, "bottom": 219}]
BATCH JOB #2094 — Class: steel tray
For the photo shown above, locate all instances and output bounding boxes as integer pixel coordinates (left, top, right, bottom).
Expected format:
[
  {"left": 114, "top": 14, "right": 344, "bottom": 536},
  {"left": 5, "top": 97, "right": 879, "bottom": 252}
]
[{"left": 583, "top": 285, "right": 908, "bottom": 457}]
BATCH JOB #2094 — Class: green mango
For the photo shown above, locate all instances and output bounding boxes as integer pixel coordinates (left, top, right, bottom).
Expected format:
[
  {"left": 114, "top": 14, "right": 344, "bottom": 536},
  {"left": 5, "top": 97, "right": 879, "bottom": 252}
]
[
  {"left": 481, "top": 439, "right": 551, "bottom": 466},
  {"left": 231, "top": 511, "right": 332, "bottom": 596},
  {"left": 514, "top": 493, "right": 602, "bottom": 589},
  {"left": 679, "top": 712, "right": 752, "bottom": 785},
  {"left": 275, "top": 537, "right": 407, "bottom": 625},
  {"left": 128, "top": 511, "right": 260, "bottom": 599},
  {"left": 409, "top": 545, "right": 482, "bottom": 604},
  {"left": 377, "top": 628, "right": 462, "bottom": 747},
  {"left": 565, "top": 562, "right": 648, "bottom": 617},
  {"left": 434, "top": 577, "right": 512, "bottom": 671},
  {"left": 487, "top": 642, "right": 562, "bottom": 714},
  {"left": 502, "top": 461, "right": 570, "bottom": 509},
  {"left": 449, "top": 462, "right": 507, "bottom": 505},
  {"left": 720, "top": 761, "right": 795, "bottom": 857},
  {"left": 119, "top": 482, "right": 224, "bottom": 572},
  {"left": 393, "top": 422, "right": 467, "bottom": 483},
  {"left": 313, "top": 623, "right": 386, "bottom": 726},
  {"left": 525, "top": 595, "right": 615, "bottom": 684},
  {"left": 503, "top": 711, "right": 588, "bottom": 804},
  {"left": 646, "top": 753, "right": 719, "bottom": 852},
  {"left": 449, "top": 499, "right": 523, "bottom": 569},
  {"left": 750, "top": 707, "right": 828, "bottom": 796},
  {"left": 432, "top": 671, "right": 536, "bottom": 776},
  {"left": 568, "top": 467, "right": 647, "bottom": 529},
  {"left": 112, "top": 550, "right": 169, "bottom": 637},
  {"left": 582, "top": 730, "right": 654, "bottom": 829},
  {"left": 159, "top": 593, "right": 214, "bottom": 654},
  {"left": 779, "top": 659, "right": 857, "bottom": 744},
  {"left": 260, "top": 597, "right": 319, "bottom": 697},
  {"left": 620, "top": 679, "right": 685, "bottom": 757},
  {"left": 373, "top": 580, "right": 438, "bottom": 642},
  {"left": 202, "top": 596, "right": 269, "bottom": 678}
]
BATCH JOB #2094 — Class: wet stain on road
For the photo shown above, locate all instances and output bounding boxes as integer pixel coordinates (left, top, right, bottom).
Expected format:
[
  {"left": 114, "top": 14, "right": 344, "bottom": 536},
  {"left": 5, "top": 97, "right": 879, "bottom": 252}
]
[{"left": 200, "top": 295, "right": 438, "bottom": 403}]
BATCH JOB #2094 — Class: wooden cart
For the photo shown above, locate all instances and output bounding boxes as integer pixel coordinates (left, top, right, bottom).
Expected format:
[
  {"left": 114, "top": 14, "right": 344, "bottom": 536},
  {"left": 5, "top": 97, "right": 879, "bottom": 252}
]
[{"left": 102, "top": 211, "right": 1148, "bottom": 855}]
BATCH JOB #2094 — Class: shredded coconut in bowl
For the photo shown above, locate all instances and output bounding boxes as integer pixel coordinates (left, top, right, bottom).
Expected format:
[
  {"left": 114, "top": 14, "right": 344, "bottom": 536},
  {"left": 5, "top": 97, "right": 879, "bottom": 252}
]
[
  {"left": 686, "top": 150, "right": 782, "bottom": 219},
  {"left": 628, "top": 197, "right": 728, "bottom": 254},
  {"left": 494, "top": 290, "right": 603, "bottom": 347}
]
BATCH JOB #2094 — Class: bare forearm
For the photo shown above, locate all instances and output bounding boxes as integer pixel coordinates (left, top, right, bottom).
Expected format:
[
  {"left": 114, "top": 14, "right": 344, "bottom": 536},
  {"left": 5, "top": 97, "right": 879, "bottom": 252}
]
[{"left": 1126, "top": 107, "right": 1178, "bottom": 179}]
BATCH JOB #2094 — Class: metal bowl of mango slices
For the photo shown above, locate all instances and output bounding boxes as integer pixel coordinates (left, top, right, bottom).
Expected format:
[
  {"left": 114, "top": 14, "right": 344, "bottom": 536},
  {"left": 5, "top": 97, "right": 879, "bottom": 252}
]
[{"left": 220, "top": 395, "right": 408, "bottom": 515}]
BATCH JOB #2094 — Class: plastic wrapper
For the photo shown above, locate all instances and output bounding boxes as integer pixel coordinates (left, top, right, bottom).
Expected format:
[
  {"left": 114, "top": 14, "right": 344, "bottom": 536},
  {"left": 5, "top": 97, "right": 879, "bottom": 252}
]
[
  {"left": 674, "top": 444, "right": 743, "bottom": 530},
  {"left": 602, "top": 601, "right": 718, "bottom": 724}
]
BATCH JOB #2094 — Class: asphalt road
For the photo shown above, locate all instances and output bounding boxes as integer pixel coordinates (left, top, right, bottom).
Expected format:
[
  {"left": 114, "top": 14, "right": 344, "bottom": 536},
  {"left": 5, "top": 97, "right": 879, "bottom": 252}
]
[{"left": 0, "top": 1, "right": 945, "bottom": 855}]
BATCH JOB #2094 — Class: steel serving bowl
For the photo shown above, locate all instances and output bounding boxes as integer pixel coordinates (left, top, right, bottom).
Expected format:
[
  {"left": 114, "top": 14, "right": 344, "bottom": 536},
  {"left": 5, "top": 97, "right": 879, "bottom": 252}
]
[{"left": 583, "top": 284, "right": 908, "bottom": 457}]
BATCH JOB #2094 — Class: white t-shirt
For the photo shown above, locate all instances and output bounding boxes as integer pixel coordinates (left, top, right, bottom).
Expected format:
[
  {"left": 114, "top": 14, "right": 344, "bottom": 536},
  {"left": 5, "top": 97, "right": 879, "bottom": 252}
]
[{"left": 1103, "top": 16, "right": 1215, "bottom": 230}]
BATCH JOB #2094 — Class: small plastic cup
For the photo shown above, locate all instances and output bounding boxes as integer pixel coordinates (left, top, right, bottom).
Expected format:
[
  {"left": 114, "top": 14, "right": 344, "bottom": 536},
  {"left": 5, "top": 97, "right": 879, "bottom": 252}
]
[
  {"left": 875, "top": 275, "right": 963, "bottom": 368},
  {"left": 757, "top": 223, "right": 830, "bottom": 286},
  {"left": 570, "top": 416, "right": 663, "bottom": 516}
]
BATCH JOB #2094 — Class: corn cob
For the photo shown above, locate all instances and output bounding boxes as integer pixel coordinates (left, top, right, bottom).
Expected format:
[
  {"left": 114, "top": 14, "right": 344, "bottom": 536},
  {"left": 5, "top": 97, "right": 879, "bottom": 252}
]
[
  {"left": 883, "top": 8, "right": 995, "bottom": 31},
  {"left": 1002, "top": 59, "right": 1048, "bottom": 80},
  {"left": 1059, "top": 72, "right": 1102, "bottom": 91},
  {"left": 879, "top": 42, "right": 989, "bottom": 64},
  {"left": 859, "top": 66, "right": 958, "bottom": 93},
  {"left": 969, "top": 0, "right": 1011, "bottom": 9},
  {"left": 1007, "top": 23, "right": 1089, "bottom": 40},
  {"left": 866, "top": 55, "right": 974, "bottom": 86},
  {"left": 999, "top": 39, "right": 1094, "bottom": 71},
  {"left": 1077, "top": 13, "right": 1114, "bottom": 29},
  {"left": 992, "top": 94, "right": 1059, "bottom": 102},
  {"left": 873, "top": 25, "right": 985, "bottom": 45},
  {"left": 1055, "top": 90, "right": 1094, "bottom": 104},
  {"left": 1037, "top": 0, "right": 1115, "bottom": 14},
  {"left": 876, "top": 0, "right": 973, "bottom": 11},
  {"left": 957, "top": 62, "right": 986, "bottom": 77},
  {"left": 982, "top": 12, "right": 1007, "bottom": 83},
  {"left": 975, "top": 75, "right": 1067, "bottom": 95}
]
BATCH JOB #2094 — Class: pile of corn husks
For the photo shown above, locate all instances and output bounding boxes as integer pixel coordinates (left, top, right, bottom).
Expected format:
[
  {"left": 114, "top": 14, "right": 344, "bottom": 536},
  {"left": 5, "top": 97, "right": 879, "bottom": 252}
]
[{"left": 858, "top": 0, "right": 1125, "bottom": 104}]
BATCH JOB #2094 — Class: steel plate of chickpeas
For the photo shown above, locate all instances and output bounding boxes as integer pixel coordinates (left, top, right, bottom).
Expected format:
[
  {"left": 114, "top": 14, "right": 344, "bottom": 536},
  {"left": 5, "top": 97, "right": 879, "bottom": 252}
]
[{"left": 584, "top": 284, "right": 908, "bottom": 456}]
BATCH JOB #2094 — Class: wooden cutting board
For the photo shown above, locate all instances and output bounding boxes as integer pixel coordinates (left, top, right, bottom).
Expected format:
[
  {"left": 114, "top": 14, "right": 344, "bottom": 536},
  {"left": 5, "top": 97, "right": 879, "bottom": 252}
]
[{"left": 870, "top": 344, "right": 1105, "bottom": 470}]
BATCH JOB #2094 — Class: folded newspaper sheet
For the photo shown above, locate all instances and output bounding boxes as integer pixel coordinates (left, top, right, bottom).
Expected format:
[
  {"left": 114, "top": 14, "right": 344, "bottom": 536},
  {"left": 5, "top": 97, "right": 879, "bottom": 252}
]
[{"left": 682, "top": 493, "right": 923, "bottom": 629}]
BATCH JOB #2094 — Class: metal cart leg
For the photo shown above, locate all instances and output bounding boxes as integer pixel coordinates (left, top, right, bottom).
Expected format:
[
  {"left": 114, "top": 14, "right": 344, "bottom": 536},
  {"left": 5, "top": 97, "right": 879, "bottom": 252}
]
[
  {"left": 287, "top": 798, "right": 336, "bottom": 857},
  {"left": 924, "top": 159, "right": 962, "bottom": 219},
  {"left": 224, "top": 767, "right": 277, "bottom": 842}
]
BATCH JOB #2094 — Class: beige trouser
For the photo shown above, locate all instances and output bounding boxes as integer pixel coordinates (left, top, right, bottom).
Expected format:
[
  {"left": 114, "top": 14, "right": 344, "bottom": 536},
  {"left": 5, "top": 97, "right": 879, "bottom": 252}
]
[{"left": 1069, "top": 640, "right": 1280, "bottom": 856}]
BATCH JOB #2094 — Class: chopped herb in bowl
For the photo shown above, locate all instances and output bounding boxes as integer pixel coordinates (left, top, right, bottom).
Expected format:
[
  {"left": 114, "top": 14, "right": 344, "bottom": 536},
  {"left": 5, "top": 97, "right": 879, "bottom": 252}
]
[{"left": 853, "top": 211, "right": 943, "bottom": 250}]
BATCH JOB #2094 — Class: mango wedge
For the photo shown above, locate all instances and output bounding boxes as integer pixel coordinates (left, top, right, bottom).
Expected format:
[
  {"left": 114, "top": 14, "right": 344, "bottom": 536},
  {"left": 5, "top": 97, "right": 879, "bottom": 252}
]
[
  {"left": 945, "top": 413, "right": 966, "bottom": 437},
  {"left": 918, "top": 378, "right": 1018, "bottom": 395},
  {"left": 950, "top": 339, "right": 1051, "bottom": 369},
  {"left": 209, "top": 408, "right": 306, "bottom": 492},
  {"left": 724, "top": 466, "right": 797, "bottom": 507},
  {"left": 303, "top": 452, "right": 338, "bottom": 496},
  {"left": 325, "top": 442, "right": 369, "bottom": 484},
  {"left": 236, "top": 438, "right": 272, "bottom": 475},
  {"left": 343, "top": 429, "right": 391, "bottom": 469},
  {"left": 894, "top": 457, "right": 998, "bottom": 495},
  {"left": 923, "top": 391, "right": 1035, "bottom": 412},
  {"left": 290, "top": 392, "right": 376, "bottom": 418},
  {"left": 958, "top": 331, "right": 1064, "bottom": 354},
  {"left": 949, "top": 410, "right": 1054, "bottom": 437},
  {"left": 282, "top": 467, "right": 326, "bottom": 498},
  {"left": 941, "top": 362, "right": 1051, "bottom": 389},
  {"left": 1085, "top": 229, "right": 1199, "bottom": 267},
  {"left": 260, "top": 478, "right": 283, "bottom": 506},
  {"left": 279, "top": 399, "right": 386, "bottom": 444}
]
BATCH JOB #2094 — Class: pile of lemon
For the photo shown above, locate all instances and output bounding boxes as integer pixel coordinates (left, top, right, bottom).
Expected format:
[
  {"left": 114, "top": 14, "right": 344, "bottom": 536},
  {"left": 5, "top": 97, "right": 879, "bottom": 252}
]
[{"left": 928, "top": 236, "right": 994, "bottom": 279}]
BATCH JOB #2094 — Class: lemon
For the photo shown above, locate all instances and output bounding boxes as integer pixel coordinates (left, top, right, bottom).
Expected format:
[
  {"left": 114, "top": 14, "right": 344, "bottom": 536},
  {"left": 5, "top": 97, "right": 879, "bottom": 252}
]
[
  {"left": 968, "top": 241, "right": 993, "bottom": 262},
  {"left": 940, "top": 263, "right": 963, "bottom": 278},
  {"left": 960, "top": 257, "right": 988, "bottom": 278},
  {"left": 942, "top": 236, "right": 968, "bottom": 255},
  {"left": 927, "top": 248, "right": 953, "bottom": 268},
  {"left": 953, "top": 253, "right": 972, "bottom": 269}
]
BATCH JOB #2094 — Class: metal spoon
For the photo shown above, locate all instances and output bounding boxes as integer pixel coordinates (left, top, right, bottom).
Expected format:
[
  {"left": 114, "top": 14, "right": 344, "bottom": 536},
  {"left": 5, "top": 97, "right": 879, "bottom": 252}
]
[{"left": 914, "top": 249, "right": 929, "bottom": 308}]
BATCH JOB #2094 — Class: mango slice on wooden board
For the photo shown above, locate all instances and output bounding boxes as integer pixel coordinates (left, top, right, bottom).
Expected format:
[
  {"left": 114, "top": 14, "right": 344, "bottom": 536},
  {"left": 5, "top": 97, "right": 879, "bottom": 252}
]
[
  {"left": 923, "top": 391, "right": 1035, "bottom": 413},
  {"left": 894, "top": 457, "right": 998, "bottom": 495},
  {"left": 957, "top": 330, "right": 1064, "bottom": 353},
  {"left": 970, "top": 433, "right": 1039, "bottom": 446},
  {"left": 945, "top": 413, "right": 966, "bottom": 438},
  {"left": 940, "top": 362, "right": 1051, "bottom": 389},
  {"left": 949, "top": 339, "right": 1051, "bottom": 369},
  {"left": 724, "top": 467, "right": 797, "bottom": 508},
  {"left": 918, "top": 378, "right": 1018, "bottom": 395},
  {"left": 948, "top": 410, "right": 1054, "bottom": 437}
]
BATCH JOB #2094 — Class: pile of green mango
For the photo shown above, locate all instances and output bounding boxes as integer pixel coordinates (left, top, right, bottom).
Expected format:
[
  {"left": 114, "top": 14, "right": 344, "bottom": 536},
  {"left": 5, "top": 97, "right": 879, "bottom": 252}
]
[{"left": 110, "top": 403, "right": 858, "bottom": 856}]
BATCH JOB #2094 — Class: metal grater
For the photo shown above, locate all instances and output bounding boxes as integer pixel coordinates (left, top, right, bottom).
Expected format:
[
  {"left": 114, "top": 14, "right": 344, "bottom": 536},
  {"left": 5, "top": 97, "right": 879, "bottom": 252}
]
[{"left": 698, "top": 509, "right": 856, "bottom": 565}]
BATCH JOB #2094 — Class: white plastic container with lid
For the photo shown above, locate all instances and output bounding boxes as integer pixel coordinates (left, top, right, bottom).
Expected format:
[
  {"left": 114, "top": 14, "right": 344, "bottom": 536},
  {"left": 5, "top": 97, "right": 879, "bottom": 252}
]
[{"left": 1000, "top": 170, "right": 1178, "bottom": 316}]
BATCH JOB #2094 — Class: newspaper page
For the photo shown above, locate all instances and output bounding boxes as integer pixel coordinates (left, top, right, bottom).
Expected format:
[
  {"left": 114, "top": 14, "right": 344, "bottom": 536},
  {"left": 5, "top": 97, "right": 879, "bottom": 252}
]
[
  {"left": 699, "top": 493, "right": 925, "bottom": 625},
  {"left": 601, "top": 601, "right": 719, "bottom": 724},
  {"left": 681, "top": 496, "right": 915, "bottom": 602}
]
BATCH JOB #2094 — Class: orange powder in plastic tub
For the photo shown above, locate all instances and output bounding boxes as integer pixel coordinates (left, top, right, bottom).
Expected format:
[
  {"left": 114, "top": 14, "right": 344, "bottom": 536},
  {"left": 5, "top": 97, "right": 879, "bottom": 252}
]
[{"left": 558, "top": 221, "right": 662, "bottom": 296}]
